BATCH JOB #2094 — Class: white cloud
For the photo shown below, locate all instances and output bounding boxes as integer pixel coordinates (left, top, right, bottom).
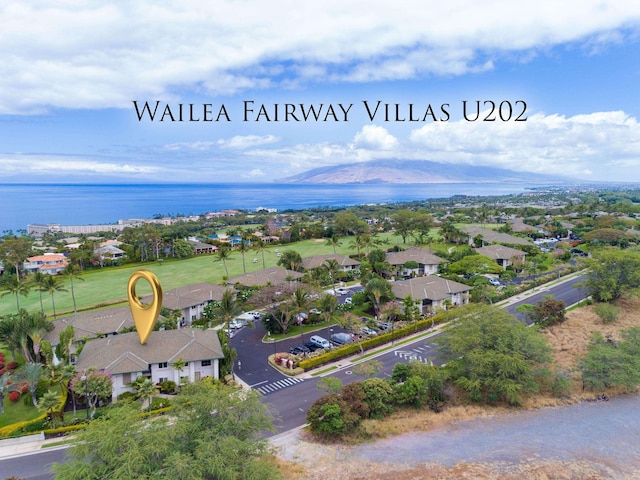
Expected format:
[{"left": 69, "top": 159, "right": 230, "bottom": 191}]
[
  {"left": 1, "top": 1, "right": 639, "bottom": 113},
  {"left": 0, "top": 154, "right": 160, "bottom": 176},
  {"left": 408, "top": 110, "right": 640, "bottom": 179},
  {"left": 352, "top": 125, "right": 399, "bottom": 150},
  {"left": 217, "top": 135, "right": 280, "bottom": 149},
  {"left": 243, "top": 168, "right": 266, "bottom": 178}
]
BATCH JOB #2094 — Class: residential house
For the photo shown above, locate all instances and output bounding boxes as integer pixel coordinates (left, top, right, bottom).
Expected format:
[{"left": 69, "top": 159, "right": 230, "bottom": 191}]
[
  {"left": 94, "top": 244, "right": 126, "bottom": 264},
  {"left": 23, "top": 253, "right": 69, "bottom": 275},
  {"left": 43, "top": 306, "right": 136, "bottom": 364},
  {"left": 142, "top": 282, "right": 229, "bottom": 326},
  {"left": 301, "top": 254, "right": 361, "bottom": 272},
  {"left": 385, "top": 248, "right": 445, "bottom": 277},
  {"left": 188, "top": 239, "right": 219, "bottom": 255},
  {"left": 475, "top": 245, "right": 527, "bottom": 270},
  {"left": 227, "top": 266, "right": 303, "bottom": 287},
  {"left": 75, "top": 328, "right": 224, "bottom": 401},
  {"left": 459, "top": 226, "right": 532, "bottom": 247},
  {"left": 391, "top": 276, "right": 471, "bottom": 314}
]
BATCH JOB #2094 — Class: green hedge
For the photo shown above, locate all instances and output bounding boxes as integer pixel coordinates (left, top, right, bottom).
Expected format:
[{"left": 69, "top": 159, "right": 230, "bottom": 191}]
[{"left": 298, "top": 313, "right": 447, "bottom": 371}]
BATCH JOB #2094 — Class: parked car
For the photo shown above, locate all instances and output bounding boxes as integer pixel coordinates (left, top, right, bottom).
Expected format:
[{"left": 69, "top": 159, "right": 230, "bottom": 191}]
[
  {"left": 309, "top": 308, "right": 322, "bottom": 315},
  {"left": 489, "top": 278, "right": 501, "bottom": 286},
  {"left": 331, "top": 332, "right": 354, "bottom": 345},
  {"left": 336, "top": 288, "right": 349, "bottom": 295},
  {"left": 289, "top": 345, "right": 310, "bottom": 355},
  {"left": 247, "top": 311, "right": 261, "bottom": 319},
  {"left": 303, "top": 341, "right": 322, "bottom": 352},
  {"left": 228, "top": 319, "right": 244, "bottom": 329},
  {"left": 344, "top": 297, "right": 352, "bottom": 304},
  {"left": 309, "top": 335, "right": 332, "bottom": 349},
  {"left": 360, "top": 327, "right": 378, "bottom": 336},
  {"left": 376, "top": 321, "right": 393, "bottom": 330}
]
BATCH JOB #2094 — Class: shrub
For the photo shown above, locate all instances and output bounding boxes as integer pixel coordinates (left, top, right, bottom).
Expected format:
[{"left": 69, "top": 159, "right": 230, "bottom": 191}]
[
  {"left": 117, "top": 391, "right": 137, "bottom": 403},
  {"left": 340, "top": 382, "right": 369, "bottom": 419},
  {"left": 6, "top": 361, "right": 18, "bottom": 371},
  {"left": 361, "top": 378, "right": 394, "bottom": 419},
  {"left": 9, "top": 391, "right": 20, "bottom": 403},
  {"left": 157, "top": 380, "right": 177, "bottom": 394},
  {"left": 593, "top": 302, "right": 620, "bottom": 324},
  {"left": 306, "top": 394, "right": 361, "bottom": 438}
]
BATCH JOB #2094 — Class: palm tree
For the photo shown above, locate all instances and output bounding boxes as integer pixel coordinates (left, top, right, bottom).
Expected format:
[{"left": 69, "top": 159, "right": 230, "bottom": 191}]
[
  {"left": 1, "top": 275, "right": 31, "bottom": 311},
  {"left": 19, "top": 362, "right": 45, "bottom": 407},
  {"left": 42, "top": 275, "right": 67, "bottom": 319},
  {"left": 348, "top": 234, "right": 366, "bottom": 258},
  {"left": 135, "top": 378, "right": 159, "bottom": 411},
  {"left": 325, "top": 235, "right": 342, "bottom": 254},
  {"left": 0, "top": 313, "right": 22, "bottom": 361},
  {"left": 64, "top": 263, "right": 85, "bottom": 314},
  {"left": 170, "top": 358, "right": 187, "bottom": 387},
  {"left": 277, "top": 250, "right": 303, "bottom": 272},
  {"left": 252, "top": 238, "right": 269, "bottom": 269},
  {"left": 237, "top": 240, "right": 250, "bottom": 273},
  {"left": 38, "top": 390, "right": 61, "bottom": 427},
  {"left": 291, "top": 287, "right": 311, "bottom": 341},
  {"left": 31, "top": 271, "right": 47, "bottom": 314},
  {"left": 364, "top": 277, "right": 394, "bottom": 318},
  {"left": 214, "top": 246, "right": 232, "bottom": 278},
  {"left": 213, "top": 289, "right": 243, "bottom": 377},
  {"left": 0, "top": 372, "right": 11, "bottom": 414},
  {"left": 318, "top": 293, "right": 338, "bottom": 325},
  {"left": 323, "top": 259, "right": 342, "bottom": 295}
]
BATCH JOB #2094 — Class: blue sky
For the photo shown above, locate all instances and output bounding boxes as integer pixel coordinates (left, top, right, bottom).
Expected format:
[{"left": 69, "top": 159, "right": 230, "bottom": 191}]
[{"left": 1, "top": 1, "right": 640, "bottom": 183}]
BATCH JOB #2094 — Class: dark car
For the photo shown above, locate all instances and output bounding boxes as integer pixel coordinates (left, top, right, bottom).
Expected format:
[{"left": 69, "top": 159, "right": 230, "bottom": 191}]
[
  {"left": 289, "top": 345, "right": 310, "bottom": 355},
  {"left": 303, "top": 341, "right": 322, "bottom": 352}
]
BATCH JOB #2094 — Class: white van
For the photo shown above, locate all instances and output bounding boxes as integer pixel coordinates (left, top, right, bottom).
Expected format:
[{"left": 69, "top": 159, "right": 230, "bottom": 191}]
[{"left": 309, "top": 335, "right": 331, "bottom": 350}]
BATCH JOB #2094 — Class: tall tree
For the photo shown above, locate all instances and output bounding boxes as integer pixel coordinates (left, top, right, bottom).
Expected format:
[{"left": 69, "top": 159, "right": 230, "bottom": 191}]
[
  {"left": 31, "top": 271, "right": 48, "bottom": 314},
  {"left": 52, "top": 382, "right": 279, "bottom": 480},
  {"left": 236, "top": 240, "right": 250, "bottom": 273},
  {"left": 437, "top": 305, "right": 551, "bottom": 406},
  {"left": 290, "top": 287, "right": 311, "bottom": 340},
  {"left": 325, "top": 235, "right": 342, "bottom": 254},
  {"left": 364, "top": 277, "right": 395, "bottom": 317},
  {"left": 0, "top": 236, "right": 32, "bottom": 279},
  {"left": 317, "top": 293, "right": 338, "bottom": 324},
  {"left": 38, "top": 390, "right": 61, "bottom": 428},
  {"left": 323, "top": 258, "right": 342, "bottom": 295},
  {"left": 214, "top": 245, "right": 232, "bottom": 278},
  {"left": 64, "top": 263, "right": 84, "bottom": 314},
  {"left": 277, "top": 250, "right": 303, "bottom": 271},
  {"left": 42, "top": 274, "right": 68, "bottom": 319},
  {"left": 583, "top": 249, "right": 640, "bottom": 302},
  {"left": 71, "top": 370, "right": 113, "bottom": 419},
  {"left": 252, "top": 238, "right": 269, "bottom": 269},
  {"left": 0, "top": 372, "right": 10, "bottom": 414},
  {"left": 18, "top": 362, "right": 46, "bottom": 407},
  {"left": 1, "top": 275, "right": 31, "bottom": 311}
]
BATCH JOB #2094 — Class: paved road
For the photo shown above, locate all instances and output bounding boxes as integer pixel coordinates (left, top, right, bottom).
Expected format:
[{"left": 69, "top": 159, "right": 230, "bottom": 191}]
[
  {"left": 1, "top": 275, "right": 588, "bottom": 478},
  {"left": 0, "top": 447, "right": 68, "bottom": 480}
]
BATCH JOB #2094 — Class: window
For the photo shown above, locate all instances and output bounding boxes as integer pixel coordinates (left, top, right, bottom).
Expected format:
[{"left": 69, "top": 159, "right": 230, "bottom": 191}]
[
  {"left": 201, "top": 360, "right": 211, "bottom": 367},
  {"left": 158, "top": 362, "right": 168, "bottom": 369},
  {"left": 159, "top": 377, "right": 168, "bottom": 383}
]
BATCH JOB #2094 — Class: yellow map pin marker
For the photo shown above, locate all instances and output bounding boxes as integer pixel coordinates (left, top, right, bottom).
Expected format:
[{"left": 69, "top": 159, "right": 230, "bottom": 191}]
[{"left": 127, "top": 270, "right": 163, "bottom": 345}]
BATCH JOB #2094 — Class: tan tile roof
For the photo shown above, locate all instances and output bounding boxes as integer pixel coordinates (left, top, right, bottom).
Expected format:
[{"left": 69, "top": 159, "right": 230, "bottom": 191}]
[
  {"left": 75, "top": 328, "right": 224, "bottom": 375},
  {"left": 301, "top": 254, "right": 361, "bottom": 270},
  {"left": 142, "top": 282, "right": 229, "bottom": 310},
  {"left": 385, "top": 248, "right": 445, "bottom": 267},
  {"left": 391, "top": 276, "right": 471, "bottom": 301},
  {"left": 44, "top": 306, "right": 135, "bottom": 345},
  {"left": 227, "top": 266, "right": 303, "bottom": 287},
  {"left": 476, "top": 245, "right": 527, "bottom": 260},
  {"left": 459, "top": 226, "right": 532, "bottom": 246}
]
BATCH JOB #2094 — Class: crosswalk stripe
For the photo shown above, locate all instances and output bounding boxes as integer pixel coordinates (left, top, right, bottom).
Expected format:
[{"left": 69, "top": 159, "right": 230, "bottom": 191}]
[{"left": 253, "top": 377, "right": 304, "bottom": 395}]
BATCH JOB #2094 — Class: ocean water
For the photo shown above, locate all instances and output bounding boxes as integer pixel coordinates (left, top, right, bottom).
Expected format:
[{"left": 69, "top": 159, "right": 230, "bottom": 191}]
[{"left": 0, "top": 182, "right": 538, "bottom": 233}]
